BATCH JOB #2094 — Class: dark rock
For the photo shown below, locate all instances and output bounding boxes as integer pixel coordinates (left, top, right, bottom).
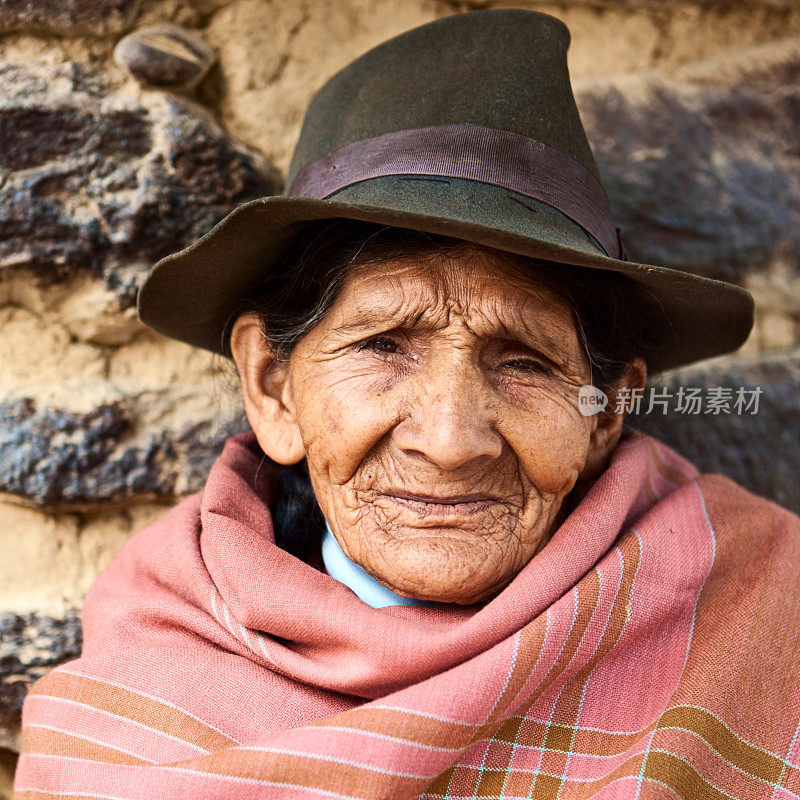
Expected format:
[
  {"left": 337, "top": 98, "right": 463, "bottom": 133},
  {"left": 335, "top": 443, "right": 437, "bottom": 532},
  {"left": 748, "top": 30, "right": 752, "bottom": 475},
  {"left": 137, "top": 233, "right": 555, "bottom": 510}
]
[
  {"left": 577, "top": 69, "right": 800, "bottom": 282},
  {"left": 177, "top": 411, "right": 250, "bottom": 491},
  {"left": 0, "top": 396, "right": 248, "bottom": 504},
  {"left": 0, "top": 62, "right": 280, "bottom": 303},
  {"left": 627, "top": 353, "right": 800, "bottom": 514},
  {"left": 0, "top": 610, "right": 82, "bottom": 746},
  {"left": 0, "top": 0, "right": 138, "bottom": 35},
  {"left": 0, "top": 106, "right": 150, "bottom": 172},
  {"left": 114, "top": 25, "right": 217, "bottom": 90}
]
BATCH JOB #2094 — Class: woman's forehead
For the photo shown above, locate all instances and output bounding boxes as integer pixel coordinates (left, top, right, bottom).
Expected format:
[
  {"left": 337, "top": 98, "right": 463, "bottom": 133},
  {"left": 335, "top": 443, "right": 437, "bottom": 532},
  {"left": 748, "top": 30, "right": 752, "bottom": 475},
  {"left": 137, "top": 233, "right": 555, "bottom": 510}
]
[{"left": 332, "top": 250, "right": 577, "bottom": 332}]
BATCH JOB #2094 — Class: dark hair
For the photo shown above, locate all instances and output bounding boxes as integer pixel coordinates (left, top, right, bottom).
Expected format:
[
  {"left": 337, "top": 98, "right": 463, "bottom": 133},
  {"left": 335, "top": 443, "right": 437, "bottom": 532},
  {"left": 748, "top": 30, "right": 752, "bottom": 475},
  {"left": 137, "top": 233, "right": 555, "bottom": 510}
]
[{"left": 231, "top": 219, "right": 668, "bottom": 561}]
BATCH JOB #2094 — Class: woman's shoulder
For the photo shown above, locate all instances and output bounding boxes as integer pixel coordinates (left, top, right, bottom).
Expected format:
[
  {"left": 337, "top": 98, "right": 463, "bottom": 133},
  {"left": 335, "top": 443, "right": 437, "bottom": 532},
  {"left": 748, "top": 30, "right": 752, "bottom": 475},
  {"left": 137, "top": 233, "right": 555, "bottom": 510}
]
[
  {"left": 693, "top": 470, "right": 800, "bottom": 574},
  {"left": 623, "top": 428, "right": 800, "bottom": 555},
  {"left": 695, "top": 469, "right": 800, "bottom": 525}
]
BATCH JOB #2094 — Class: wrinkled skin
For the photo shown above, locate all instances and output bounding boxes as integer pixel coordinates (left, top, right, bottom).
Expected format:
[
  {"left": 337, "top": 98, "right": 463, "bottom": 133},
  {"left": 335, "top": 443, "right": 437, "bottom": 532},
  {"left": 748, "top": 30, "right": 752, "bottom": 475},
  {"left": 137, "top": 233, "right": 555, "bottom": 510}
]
[{"left": 231, "top": 244, "right": 646, "bottom": 605}]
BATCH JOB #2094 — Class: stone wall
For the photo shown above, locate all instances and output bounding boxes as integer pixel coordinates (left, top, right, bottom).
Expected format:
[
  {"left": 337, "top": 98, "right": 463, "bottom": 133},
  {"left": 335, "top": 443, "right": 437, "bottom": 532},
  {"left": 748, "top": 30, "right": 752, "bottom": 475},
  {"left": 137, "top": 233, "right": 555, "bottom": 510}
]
[{"left": 1, "top": 0, "right": 799, "bottom": 789}]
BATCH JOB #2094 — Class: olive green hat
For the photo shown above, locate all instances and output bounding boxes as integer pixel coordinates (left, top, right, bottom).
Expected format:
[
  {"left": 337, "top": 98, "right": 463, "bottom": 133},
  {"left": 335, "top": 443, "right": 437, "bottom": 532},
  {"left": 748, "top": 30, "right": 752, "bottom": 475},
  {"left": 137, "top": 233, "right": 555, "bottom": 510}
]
[{"left": 137, "top": 8, "right": 754, "bottom": 373}]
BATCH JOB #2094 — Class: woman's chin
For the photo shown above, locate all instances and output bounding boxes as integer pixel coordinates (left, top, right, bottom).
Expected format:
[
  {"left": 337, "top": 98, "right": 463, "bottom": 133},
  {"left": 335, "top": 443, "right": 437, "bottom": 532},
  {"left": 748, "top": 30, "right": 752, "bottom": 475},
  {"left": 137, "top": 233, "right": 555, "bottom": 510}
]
[
  {"left": 388, "top": 582, "right": 501, "bottom": 605},
  {"left": 360, "top": 534, "right": 520, "bottom": 605}
]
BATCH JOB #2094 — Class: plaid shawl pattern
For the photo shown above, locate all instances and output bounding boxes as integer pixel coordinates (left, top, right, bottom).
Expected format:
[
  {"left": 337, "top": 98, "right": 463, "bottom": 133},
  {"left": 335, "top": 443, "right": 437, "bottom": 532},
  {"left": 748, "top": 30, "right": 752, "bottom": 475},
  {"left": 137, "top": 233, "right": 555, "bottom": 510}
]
[{"left": 14, "top": 429, "right": 800, "bottom": 799}]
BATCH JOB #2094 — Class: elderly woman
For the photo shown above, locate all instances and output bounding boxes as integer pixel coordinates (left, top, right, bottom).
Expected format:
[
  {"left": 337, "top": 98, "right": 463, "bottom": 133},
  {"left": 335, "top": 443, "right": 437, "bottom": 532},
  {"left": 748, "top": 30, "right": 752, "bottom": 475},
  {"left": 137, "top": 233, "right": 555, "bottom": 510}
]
[{"left": 14, "top": 9, "right": 800, "bottom": 800}]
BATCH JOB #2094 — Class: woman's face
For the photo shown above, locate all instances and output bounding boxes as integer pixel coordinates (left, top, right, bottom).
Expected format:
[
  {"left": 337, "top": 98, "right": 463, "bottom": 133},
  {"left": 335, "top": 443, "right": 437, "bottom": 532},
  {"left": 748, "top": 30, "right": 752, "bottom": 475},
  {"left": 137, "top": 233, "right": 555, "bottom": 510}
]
[{"left": 234, "top": 245, "right": 642, "bottom": 604}]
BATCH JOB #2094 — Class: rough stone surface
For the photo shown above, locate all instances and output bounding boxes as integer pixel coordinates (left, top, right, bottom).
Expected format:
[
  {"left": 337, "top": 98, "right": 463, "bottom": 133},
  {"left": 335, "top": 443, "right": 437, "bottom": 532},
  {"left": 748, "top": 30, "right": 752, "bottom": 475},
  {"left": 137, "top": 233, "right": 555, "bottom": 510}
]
[
  {"left": 0, "top": 0, "right": 139, "bottom": 35},
  {"left": 0, "top": 497, "right": 174, "bottom": 616},
  {"left": 0, "top": 611, "right": 81, "bottom": 751},
  {"left": 0, "top": 394, "right": 247, "bottom": 504},
  {"left": 628, "top": 352, "right": 800, "bottom": 513},
  {"left": 113, "top": 24, "right": 216, "bottom": 89},
  {"left": 576, "top": 39, "right": 800, "bottom": 284},
  {"left": 0, "top": 61, "right": 279, "bottom": 305}
]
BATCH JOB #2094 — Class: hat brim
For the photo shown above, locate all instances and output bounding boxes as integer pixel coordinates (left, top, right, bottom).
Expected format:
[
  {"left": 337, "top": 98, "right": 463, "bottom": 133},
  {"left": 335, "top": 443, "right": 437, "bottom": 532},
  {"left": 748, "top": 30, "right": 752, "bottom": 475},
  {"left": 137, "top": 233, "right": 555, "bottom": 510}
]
[{"left": 137, "top": 192, "right": 754, "bottom": 375}]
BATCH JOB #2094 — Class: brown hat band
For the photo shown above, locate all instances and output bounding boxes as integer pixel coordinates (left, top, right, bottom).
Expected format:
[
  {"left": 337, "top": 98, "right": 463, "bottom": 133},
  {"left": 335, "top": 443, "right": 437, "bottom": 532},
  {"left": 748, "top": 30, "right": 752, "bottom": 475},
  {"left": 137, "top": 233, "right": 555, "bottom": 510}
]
[{"left": 289, "top": 123, "right": 621, "bottom": 259}]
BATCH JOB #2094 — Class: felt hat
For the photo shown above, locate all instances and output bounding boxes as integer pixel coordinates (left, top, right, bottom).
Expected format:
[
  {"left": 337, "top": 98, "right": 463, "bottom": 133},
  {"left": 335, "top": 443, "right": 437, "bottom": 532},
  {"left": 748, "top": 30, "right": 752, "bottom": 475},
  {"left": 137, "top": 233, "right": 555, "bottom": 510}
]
[{"left": 137, "top": 8, "right": 754, "bottom": 373}]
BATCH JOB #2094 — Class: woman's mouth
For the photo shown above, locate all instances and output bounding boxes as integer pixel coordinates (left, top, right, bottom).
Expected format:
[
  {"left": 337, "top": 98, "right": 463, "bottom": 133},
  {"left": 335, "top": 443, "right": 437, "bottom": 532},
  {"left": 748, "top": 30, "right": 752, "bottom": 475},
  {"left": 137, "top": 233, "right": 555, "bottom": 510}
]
[{"left": 379, "top": 490, "right": 501, "bottom": 519}]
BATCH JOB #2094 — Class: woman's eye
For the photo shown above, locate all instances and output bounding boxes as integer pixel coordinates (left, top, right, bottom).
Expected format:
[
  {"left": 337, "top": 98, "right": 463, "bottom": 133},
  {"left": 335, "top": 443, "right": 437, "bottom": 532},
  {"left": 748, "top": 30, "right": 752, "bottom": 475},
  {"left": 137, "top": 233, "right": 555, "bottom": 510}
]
[
  {"left": 502, "top": 359, "right": 548, "bottom": 374},
  {"left": 357, "top": 336, "right": 402, "bottom": 355}
]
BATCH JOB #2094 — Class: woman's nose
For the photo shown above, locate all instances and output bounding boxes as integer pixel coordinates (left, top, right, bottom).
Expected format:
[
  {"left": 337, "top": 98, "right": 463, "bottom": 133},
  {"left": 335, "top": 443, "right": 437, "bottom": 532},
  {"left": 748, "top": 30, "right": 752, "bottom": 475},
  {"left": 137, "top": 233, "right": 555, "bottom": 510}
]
[{"left": 392, "top": 352, "right": 503, "bottom": 471}]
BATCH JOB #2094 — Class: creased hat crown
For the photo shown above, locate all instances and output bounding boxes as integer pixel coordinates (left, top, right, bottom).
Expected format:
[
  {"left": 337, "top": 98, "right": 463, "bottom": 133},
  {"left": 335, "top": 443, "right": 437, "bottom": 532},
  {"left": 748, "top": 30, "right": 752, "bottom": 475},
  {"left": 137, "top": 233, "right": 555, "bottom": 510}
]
[{"left": 287, "top": 10, "right": 600, "bottom": 188}]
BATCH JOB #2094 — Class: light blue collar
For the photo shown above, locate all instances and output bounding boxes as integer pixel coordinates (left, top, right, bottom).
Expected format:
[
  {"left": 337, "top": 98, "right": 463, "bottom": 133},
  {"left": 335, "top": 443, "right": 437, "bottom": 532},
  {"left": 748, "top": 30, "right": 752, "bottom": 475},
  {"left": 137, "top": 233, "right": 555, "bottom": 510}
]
[{"left": 321, "top": 522, "right": 442, "bottom": 608}]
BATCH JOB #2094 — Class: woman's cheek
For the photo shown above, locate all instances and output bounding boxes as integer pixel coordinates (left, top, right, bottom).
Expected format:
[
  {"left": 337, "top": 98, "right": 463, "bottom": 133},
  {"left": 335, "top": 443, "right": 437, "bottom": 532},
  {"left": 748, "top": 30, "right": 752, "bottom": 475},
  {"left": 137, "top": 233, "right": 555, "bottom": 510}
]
[
  {"left": 295, "top": 365, "right": 398, "bottom": 485},
  {"left": 503, "top": 400, "right": 592, "bottom": 496}
]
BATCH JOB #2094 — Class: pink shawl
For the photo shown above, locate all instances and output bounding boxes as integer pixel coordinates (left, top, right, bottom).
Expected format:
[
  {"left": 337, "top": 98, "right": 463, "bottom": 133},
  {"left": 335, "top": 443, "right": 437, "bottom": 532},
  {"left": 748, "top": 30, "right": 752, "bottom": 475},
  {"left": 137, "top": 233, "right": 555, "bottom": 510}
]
[{"left": 14, "top": 429, "right": 800, "bottom": 799}]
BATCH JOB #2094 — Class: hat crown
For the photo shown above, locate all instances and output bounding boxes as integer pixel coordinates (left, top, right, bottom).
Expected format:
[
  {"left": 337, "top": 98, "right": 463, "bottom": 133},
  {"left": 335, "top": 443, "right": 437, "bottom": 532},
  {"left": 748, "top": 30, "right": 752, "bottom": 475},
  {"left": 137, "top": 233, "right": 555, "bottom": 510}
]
[{"left": 287, "top": 9, "right": 600, "bottom": 188}]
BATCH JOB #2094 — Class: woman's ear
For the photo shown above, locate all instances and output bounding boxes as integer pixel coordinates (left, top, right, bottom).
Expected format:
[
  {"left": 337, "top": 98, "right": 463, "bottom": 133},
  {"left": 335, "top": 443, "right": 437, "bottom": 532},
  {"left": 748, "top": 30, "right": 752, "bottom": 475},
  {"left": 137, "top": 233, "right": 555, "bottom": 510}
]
[
  {"left": 229, "top": 312, "right": 306, "bottom": 465},
  {"left": 577, "top": 357, "right": 648, "bottom": 485}
]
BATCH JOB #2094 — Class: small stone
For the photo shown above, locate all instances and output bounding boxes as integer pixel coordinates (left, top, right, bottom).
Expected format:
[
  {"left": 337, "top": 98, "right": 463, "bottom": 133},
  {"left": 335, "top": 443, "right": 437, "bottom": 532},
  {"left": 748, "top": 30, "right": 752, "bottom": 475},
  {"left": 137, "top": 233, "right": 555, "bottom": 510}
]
[{"left": 114, "top": 25, "right": 216, "bottom": 90}]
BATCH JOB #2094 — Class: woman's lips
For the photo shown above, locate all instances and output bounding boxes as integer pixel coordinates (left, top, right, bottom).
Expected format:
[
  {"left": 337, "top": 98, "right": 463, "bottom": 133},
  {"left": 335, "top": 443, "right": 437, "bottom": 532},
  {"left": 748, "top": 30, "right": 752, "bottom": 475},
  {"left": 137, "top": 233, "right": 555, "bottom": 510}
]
[{"left": 379, "top": 490, "right": 501, "bottom": 519}]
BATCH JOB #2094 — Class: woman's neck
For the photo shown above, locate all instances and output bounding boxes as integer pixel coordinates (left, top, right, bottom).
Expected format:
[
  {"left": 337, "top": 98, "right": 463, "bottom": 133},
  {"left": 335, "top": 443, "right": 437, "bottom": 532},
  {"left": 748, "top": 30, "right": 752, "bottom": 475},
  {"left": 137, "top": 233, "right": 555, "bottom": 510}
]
[{"left": 321, "top": 523, "right": 444, "bottom": 609}]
